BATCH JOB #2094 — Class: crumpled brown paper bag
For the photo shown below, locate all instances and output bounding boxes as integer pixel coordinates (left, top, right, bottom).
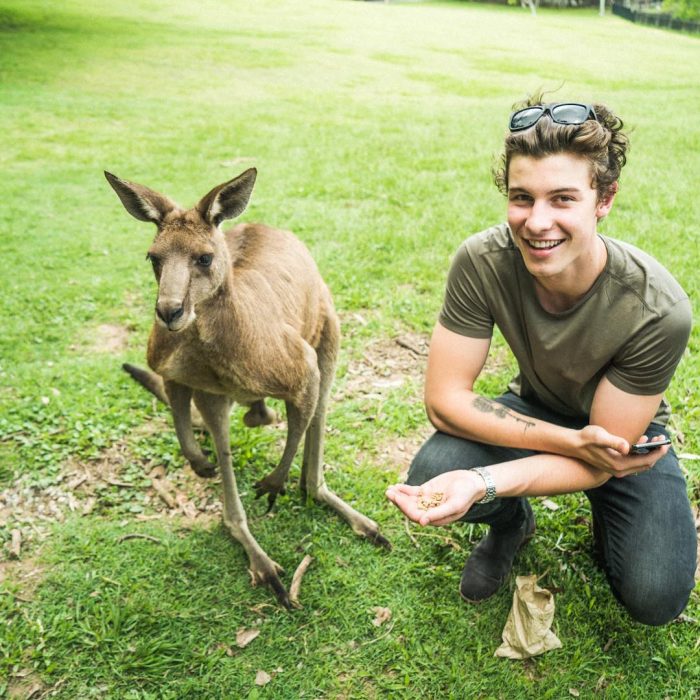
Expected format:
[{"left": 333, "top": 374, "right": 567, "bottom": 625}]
[{"left": 494, "top": 575, "right": 562, "bottom": 659}]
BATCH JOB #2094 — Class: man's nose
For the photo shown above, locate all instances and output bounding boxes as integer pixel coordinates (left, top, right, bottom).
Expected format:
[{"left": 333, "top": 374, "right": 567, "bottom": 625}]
[{"left": 526, "top": 200, "right": 554, "bottom": 232}]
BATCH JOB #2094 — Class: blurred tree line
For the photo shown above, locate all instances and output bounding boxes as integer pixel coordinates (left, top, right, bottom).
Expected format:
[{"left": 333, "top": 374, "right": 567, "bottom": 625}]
[
  {"left": 662, "top": 0, "right": 700, "bottom": 20},
  {"left": 473, "top": 0, "right": 600, "bottom": 6},
  {"left": 470, "top": 0, "right": 698, "bottom": 15}
]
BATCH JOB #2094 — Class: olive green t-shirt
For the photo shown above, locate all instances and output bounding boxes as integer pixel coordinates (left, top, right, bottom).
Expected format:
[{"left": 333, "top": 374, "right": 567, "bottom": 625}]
[{"left": 439, "top": 224, "right": 692, "bottom": 425}]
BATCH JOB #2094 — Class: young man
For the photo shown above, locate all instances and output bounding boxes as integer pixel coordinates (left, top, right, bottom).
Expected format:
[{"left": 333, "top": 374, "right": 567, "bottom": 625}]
[{"left": 386, "top": 100, "right": 696, "bottom": 626}]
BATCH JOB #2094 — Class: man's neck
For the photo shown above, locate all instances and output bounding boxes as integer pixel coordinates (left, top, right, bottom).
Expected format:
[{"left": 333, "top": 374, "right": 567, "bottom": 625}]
[{"left": 534, "top": 236, "right": 608, "bottom": 313}]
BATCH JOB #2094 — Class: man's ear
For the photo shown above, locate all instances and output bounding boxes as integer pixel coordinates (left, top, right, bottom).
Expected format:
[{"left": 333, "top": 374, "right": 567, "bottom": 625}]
[{"left": 596, "top": 182, "right": 618, "bottom": 220}]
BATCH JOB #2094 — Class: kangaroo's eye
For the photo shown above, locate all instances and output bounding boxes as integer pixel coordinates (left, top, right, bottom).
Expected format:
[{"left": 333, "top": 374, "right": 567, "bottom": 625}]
[
  {"left": 197, "top": 254, "right": 213, "bottom": 267},
  {"left": 146, "top": 253, "right": 160, "bottom": 268}
]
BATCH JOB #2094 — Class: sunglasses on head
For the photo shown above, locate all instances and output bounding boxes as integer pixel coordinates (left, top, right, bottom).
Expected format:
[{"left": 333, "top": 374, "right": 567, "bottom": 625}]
[{"left": 509, "top": 103, "right": 598, "bottom": 132}]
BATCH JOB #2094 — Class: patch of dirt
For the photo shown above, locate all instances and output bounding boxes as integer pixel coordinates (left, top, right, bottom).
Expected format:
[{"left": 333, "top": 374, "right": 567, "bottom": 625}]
[
  {"left": 336, "top": 330, "right": 430, "bottom": 402},
  {"left": 0, "top": 433, "right": 224, "bottom": 561},
  {"left": 0, "top": 557, "right": 45, "bottom": 601},
  {"left": 336, "top": 325, "right": 514, "bottom": 403},
  {"left": 372, "top": 431, "right": 434, "bottom": 480},
  {"left": 7, "top": 672, "right": 46, "bottom": 700},
  {"left": 71, "top": 323, "right": 131, "bottom": 354},
  {"left": 95, "top": 323, "right": 131, "bottom": 353}
]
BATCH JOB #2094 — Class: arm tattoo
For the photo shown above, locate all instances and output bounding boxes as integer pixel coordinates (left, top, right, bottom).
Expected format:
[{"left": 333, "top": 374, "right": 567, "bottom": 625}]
[{"left": 473, "top": 396, "right": 535, "bottom": 431}]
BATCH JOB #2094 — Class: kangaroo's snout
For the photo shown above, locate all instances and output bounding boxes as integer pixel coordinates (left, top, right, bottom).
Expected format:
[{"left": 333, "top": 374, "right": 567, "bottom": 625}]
[{"left": 156, "top": 299, "right": 186, "bottom": 329}]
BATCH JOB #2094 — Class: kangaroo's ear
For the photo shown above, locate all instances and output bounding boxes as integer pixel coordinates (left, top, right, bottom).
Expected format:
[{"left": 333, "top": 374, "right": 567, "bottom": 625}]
[
  {"left": 104, "top": 171, "right": 178, "bottom": 224},
  {"left": 196, "top": 168, "right": 257, "bottom": 227}
]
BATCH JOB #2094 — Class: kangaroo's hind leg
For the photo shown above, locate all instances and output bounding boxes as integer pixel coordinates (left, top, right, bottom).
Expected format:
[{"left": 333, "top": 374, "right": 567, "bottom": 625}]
[
  {"left": 300, "top": 314, "right": 391, "bottom": 550},
  {"left": 253, "top": 343, "right": 320, "bottom": 509}
]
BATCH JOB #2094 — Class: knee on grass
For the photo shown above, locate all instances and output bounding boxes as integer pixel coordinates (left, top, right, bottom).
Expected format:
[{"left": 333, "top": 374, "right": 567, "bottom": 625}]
[{"left": 616, "top": 571, "right": 694, "bottom": 626}]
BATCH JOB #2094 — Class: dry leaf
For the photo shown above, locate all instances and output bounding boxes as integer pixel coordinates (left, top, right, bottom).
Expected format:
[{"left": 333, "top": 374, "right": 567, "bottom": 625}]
[
  {"left": 236, "top": 627, "right": 260, "bottom": 648},
  {"left": 255, "top": 670, "right": 272, "bottom": 686},
  {"left": 495, "top": 575, "right": 562, "bottom": 659},
  {"left": 569, "top": 689, "right": 580, "bottom": 697},
  {"left": 175, "top": 492, "right": 198, "bottom": 519},
  {"left": 541, "top": 499, "right": 559, "bottom": 511},
  {"left": 214, "top": 642, "right": 235, "bottom": 657},
  {"left": 371, "top": 606, "right": 392, "bottom": 627}
]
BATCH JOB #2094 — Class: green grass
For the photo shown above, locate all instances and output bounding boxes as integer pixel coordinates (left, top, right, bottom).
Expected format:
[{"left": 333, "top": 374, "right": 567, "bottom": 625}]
[{"left": 1, "top": 0, "right": 699, "bottom": 697}]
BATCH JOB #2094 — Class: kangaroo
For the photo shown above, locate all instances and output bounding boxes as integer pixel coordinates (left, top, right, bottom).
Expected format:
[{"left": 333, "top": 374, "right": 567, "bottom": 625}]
[{"left": 105, "top": 168, "right": 390, "bottom": 608}]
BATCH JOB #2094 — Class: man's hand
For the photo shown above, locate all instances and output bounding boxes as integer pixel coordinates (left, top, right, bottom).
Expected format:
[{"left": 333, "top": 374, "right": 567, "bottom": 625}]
[
  {"left": 385, "top": 470, "right": 485, "bottom": 526},
  {"left": 572, "top": 427, "right": 670, "bottom": 478}
]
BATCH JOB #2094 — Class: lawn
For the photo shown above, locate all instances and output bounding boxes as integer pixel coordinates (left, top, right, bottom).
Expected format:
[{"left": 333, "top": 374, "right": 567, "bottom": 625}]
[{"left": 1, "top": 0, "right": 699, "bottom": 697}]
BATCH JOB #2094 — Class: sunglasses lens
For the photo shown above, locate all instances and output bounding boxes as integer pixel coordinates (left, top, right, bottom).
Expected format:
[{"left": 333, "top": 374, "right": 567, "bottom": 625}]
[
  {"left": 510, "top": 107, "right": 543, "bottom": 131},
  {"left": 551, "top": 104, "right": 590, "bottom": 125}
]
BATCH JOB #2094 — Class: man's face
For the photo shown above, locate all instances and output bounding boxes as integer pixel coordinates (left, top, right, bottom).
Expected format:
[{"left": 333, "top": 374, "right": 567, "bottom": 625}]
[{"left": 507, "top": 153, "right": 614, "bottom": 285}]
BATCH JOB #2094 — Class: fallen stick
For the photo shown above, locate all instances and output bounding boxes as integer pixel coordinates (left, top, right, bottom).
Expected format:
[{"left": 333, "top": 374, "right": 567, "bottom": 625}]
[
  {"left": 404, "top": 517, "right": 420, "bottom": 548},
  {"left": 289, "top": 554, "right": 314, "bottom": 608},
  {"left": 151, "top": 477, "right": 177, "bottom": 508},
  {"left": 395, "top": 337, "right": 428, "bottom": 356},
  {"left": 9, "top": 529, "right": 22, "bottom": 559},
  {"left": 102, "top": 476, "right": 135, "bottom": 488},
  {"left": 117, "top": 533, "right": 162, "bottom": 544}
]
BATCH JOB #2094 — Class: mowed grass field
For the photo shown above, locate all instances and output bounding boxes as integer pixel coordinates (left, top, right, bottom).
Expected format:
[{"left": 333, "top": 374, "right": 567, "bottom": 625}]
[{"left": 1, "top": 0, "right": 699, "bottom": 697}]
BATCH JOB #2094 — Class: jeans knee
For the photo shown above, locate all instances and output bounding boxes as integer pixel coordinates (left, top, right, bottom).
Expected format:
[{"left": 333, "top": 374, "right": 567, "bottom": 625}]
[{"left": 617, "top": 573, "right": 694, "bottom": 626}]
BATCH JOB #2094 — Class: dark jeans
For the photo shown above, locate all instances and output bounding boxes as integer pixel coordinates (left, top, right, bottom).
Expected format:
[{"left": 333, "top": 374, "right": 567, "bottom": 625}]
[{"left": 407, "top": 392, "right": 697, "bottom": 626}]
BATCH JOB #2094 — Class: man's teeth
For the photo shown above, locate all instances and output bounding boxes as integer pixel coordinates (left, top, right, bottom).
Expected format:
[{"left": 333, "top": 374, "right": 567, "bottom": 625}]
[{"left": 528, "top": 240, "right": 563, "bottom": 249}]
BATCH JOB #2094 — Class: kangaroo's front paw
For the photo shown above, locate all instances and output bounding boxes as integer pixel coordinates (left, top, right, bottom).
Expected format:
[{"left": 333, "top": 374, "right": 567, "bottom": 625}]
[
  {"left": 189, "top": 457, "right": 217, "bottom": 478},
  {"left": 254, "top": 475, "right": 286, "bottom": 510}
]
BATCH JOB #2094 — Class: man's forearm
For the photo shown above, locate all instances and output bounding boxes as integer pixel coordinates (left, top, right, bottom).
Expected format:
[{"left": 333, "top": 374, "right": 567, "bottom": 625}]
[
  {"left": 482, "top": 452, "right": 610, "bottom": 498},
  {"left": 427, "top": 388, "right": 577, "bottom": 457},
  {"left": 385, "top": 453, "right": 609, "bottom": 530}
]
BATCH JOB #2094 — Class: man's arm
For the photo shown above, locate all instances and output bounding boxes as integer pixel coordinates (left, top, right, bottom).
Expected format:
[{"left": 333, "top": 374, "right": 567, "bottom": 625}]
[
  {"left": 387, "top": 323, "right": 670, "bottom": 526},
  {"left": 424, "top": 323, "right": 669, "bottom": 478}
]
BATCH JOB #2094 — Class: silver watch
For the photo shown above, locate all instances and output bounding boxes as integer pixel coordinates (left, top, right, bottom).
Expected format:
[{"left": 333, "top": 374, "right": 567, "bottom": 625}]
[{"left": 473, "top": 467, "right": 496, "bottom": 504}]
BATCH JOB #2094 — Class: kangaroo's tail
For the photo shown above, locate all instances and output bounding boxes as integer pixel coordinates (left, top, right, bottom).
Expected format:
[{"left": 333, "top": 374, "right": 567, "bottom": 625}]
[
  {"left": 122, "top": 363, "right": 207, "bottom": 428},
  {"left": 122, "top": 363, "right": 169, "bottom": 405}
]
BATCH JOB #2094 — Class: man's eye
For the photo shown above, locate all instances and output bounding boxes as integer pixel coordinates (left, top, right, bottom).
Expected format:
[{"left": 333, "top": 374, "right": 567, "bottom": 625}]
[{"left": 197, "top": 254, "right": 213, "bottom": 267}]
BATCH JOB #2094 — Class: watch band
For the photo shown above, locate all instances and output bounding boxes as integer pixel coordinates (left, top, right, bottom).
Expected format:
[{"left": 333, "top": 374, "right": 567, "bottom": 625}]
[{"left": 473, "top": 467, "right": 496, "bottom": 504}]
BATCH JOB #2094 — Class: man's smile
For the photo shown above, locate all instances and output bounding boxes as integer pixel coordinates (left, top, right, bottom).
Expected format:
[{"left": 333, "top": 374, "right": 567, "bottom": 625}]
[{"left": 525, "top": 239, "right": 565, "bottom": 250}]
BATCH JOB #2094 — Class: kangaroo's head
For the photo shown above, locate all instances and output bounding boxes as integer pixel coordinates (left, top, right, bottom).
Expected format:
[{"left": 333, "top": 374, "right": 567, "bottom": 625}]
[{"left": 105, "top": 169, "right": 256, "bottom": 332}]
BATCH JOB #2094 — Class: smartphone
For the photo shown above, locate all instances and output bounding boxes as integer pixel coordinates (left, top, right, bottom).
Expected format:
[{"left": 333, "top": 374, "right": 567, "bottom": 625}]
[{"left": 630, "top": 437, "right": 672, "bottom": 454}]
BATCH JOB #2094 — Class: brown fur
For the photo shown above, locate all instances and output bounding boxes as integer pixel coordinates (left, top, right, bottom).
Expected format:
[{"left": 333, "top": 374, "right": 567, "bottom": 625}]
[{"left": 106, "top": 168, "right": 389, "bottom": 608}]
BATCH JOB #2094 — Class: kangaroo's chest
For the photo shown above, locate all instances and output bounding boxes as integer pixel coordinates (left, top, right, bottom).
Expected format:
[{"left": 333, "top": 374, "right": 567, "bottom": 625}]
[{"left": 148, "top": 332, "right": 264, "bottom": 402}]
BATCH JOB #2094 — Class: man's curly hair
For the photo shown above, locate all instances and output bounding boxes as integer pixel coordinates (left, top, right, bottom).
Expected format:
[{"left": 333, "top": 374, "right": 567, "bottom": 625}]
[{"left": 493, "top": 93, "right": 630, "bottom": 201}]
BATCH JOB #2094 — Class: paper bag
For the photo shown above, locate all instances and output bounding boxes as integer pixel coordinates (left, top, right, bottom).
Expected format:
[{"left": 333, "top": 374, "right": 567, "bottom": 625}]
[{"left": 494, "top": 575, "right": 562, "bottom": 659}]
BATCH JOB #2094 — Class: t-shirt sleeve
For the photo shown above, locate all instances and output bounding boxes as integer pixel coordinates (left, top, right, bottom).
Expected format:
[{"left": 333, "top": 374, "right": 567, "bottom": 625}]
[
  {"left": 438, "top": 240, "right": 494, "bottom": 339},
  {"left": 605, "top": 297, "right": 692, "bottom": 395}
]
